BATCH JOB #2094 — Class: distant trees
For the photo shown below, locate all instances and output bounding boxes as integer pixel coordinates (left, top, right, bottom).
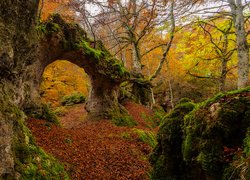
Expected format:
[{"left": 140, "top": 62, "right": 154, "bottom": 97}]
[
  {"left": 39, "top": 0, "right": 74, "bottom": 20},
  {"left": 196, "top": 18, "right": 235, "bottom": 92},
  {"left": 192, "top": 0, "right": 250, "bottom": 88},
  {"left": 39, "top": 0, "right": 250, "bottom": 107},
  {"left": 67, "top": 0, "right": 205, "bottom": 106}
]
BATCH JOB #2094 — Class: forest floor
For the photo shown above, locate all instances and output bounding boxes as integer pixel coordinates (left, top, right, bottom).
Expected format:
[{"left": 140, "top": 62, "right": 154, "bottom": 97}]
[{"left": 27, "top": 101, "right": 157, "bottom": 179}]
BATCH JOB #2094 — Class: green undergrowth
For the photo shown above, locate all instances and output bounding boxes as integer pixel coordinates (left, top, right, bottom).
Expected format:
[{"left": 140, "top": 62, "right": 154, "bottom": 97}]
[
  {"left": 121, "top": 129, "right": 157, "bottom": 148},
  {"left": 111, "top": 110, "right": 137, "bottom": 127},
  {"left": 11, "top": 105, "right": 69, "bottom": 179},
  {"left": 34, "top": 104, "right": 60, "bottom": 125},
  {"left": 141, "top": 106, "right": 165, "bottom": 129},
  {"left": 132, "top": 128, "right": 157, "bottom": 148},
  {"left": 61, "top": 92, "right": 86, "bottom": 106},
  {"left": 53, "top": 106, "right": 67, "bottom": 117}
]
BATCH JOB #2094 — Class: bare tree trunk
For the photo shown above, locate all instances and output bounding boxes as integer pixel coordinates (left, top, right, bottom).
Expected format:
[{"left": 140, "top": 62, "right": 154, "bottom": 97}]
[
  {"left": 228, "top": 0, "right": 249, "bottom": 89},
  {"left": 121, "top": 48, "right": 127, "bottom": 67},
  {"left": 150, "top": 1, "right": 175, "bottom": 81},
  {"left": 168, "top": 78, "right": 174, "bottom": 109},
  {"left": 132, "top": 43, "right": 142, "bottom": 76},
  {"left": 220, "top": 59, "right": 227, "bottom": 92}
]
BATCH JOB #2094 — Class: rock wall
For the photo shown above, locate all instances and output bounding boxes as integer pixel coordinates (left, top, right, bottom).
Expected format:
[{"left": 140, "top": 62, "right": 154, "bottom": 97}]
[{"left": 0, "top": 0, "right": 40, "bottom": 177}]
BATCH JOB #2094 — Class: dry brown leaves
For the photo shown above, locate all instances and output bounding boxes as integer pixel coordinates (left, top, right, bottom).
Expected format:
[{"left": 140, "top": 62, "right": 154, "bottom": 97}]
[{"left": 27, "top": 102, "right": 155, "bottom": 179}]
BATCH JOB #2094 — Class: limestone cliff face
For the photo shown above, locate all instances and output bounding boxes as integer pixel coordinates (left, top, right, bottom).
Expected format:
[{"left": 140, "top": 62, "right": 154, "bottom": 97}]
[{"left": 0, "top": 0, "right": 39, "bottom": 177}]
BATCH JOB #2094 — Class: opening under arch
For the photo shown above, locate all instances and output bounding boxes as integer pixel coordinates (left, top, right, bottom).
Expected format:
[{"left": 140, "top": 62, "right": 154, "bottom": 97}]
[{"left": 40, "top": 60, "right": 90, "bottom": 107}]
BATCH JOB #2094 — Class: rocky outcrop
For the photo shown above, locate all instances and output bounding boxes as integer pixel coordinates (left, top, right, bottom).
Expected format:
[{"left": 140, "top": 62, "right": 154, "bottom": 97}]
[
  {"left": 151, "top": 88, "right": 250, "bottom": 179},
  {"left": 0, "top": 0, "right": 40, "bottom": 177}
]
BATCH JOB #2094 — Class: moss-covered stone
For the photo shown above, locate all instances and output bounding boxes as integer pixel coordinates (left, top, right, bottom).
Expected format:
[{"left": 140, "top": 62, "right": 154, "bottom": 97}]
[
  {"left": 1, "top": 100, "right": 68, "bottom": 179},
  {"left": 37, "top": 14, "right": 130, "bottom": 118},
  {"left": 150, "top": 99, "right": 195, "bottom": 179},
  {"left": 151, "top": 88, "right": 250, "bottom": 179},
  {"left": 182, "top": 87, "right": 250, "bottom": 179},
  {"left": 13, "top": 109, "right": 69, "bottom": 180}
]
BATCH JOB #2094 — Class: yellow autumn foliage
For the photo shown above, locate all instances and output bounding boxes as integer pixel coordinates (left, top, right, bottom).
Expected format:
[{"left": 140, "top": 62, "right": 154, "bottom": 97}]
[{"left": 41, "top": 60, "right": 90, "bottom": 106}]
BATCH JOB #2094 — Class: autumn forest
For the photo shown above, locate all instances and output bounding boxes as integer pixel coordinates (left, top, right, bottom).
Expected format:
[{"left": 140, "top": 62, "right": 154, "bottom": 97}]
[{"left": 0, "top": 0, "right": 249, "bottom": 179}]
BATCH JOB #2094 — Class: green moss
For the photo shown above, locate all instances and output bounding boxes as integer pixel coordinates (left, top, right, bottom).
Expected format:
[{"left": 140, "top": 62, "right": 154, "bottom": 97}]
[
  {"left": 77, "top": 40, "right": 105, "bottom": 60},
  {"left": 61, "top": 92, "right": 86, "bottom": 106},
  {"left": 75, "top": 39, "right": 130, "bottom": 79},
  {"left": 132, "top": 128, "right": 157, "bottom": 148},
  {"left": 36, "top": 23, "right": 46, "bottom": 34},
  {"left": 121, "top": 132, "right": 132, "bottom": 140},
  {"left": 243, "top": 128, "right": 250, "bottom": 155},
  {"left": 150, "top": 155, "right": 167, "bottom": 180},
  {"left": 152, "top": 88, "right": 250, "bottom": 179},
  {"left": 176, "top": 98, "right": 193, "bottom": 105},
  {"left": 36, "top": 20, "right": 61, "bottom": 36},
  {"left": 150, "top": 100, "right": 195, "bottom": 179},
  {"left": 182, "top": 87, "right": 250, "bottom": 179},
  {"left": 109, "top": 107, "right": 137, "bottom": 127},
  {"left": 182, "top": 129, "right": 193, "bottom": 161},
  {"left": 199, "top": 86, "right": 250, "bottom": 109},
  {"left": 163, "top": 102, "right": 195, "bottom": 123},
  {"left": 111, "top": 112, "right": 137, "bottom": 127},
  {"left": 110, "top": 60, "right": 129, "bottom": 77},
  {"left": 17, "top": 145, "right": 69, "bottom": 180},
  {"left": 8, "top": 105, "right": 69, "bottom": 179},
  {"left": 34, "top": 104, "right": 60, "bottom": 125}
]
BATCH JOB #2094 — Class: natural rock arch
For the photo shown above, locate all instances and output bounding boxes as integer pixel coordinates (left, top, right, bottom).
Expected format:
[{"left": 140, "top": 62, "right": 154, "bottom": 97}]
[{"left": 33, "top": 15, "right": 130, "bottom": 117}]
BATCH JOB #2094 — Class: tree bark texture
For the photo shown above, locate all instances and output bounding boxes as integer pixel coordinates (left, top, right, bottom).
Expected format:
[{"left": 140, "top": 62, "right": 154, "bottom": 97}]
[{"left": 228, "top": 0, "right": 249, "bottom": 89}]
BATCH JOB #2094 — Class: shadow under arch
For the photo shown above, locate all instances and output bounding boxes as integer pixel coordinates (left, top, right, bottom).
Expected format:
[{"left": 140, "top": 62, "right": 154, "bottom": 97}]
[{"left": 34, "top": 14, "right": 130, "bottom": 117}]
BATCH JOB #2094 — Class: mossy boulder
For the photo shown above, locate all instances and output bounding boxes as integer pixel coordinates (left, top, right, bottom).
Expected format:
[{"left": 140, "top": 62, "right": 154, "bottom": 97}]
[
  {"left": 183, "top": 87, "right": 250, "bottom": 179},
  {"left": 151, "top": 87, "right": 250, "bottom": 180},
  {"left": 150, "top": 99, "right": 195, "bottom": 179},
  {"left": 13, "top": 107, "right": 68, "bottom": 179}
]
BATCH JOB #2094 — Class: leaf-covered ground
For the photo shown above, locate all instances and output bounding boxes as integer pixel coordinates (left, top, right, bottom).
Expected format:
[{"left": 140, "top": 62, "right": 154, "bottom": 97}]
[{"left": 27, "top": 102, "right": 156, "bottom": 179}]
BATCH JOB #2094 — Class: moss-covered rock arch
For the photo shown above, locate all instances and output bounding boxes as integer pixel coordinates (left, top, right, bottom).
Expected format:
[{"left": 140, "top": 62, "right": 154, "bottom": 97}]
[{"left": 35, "top": 14, "right": 130, "bottom": 117}]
